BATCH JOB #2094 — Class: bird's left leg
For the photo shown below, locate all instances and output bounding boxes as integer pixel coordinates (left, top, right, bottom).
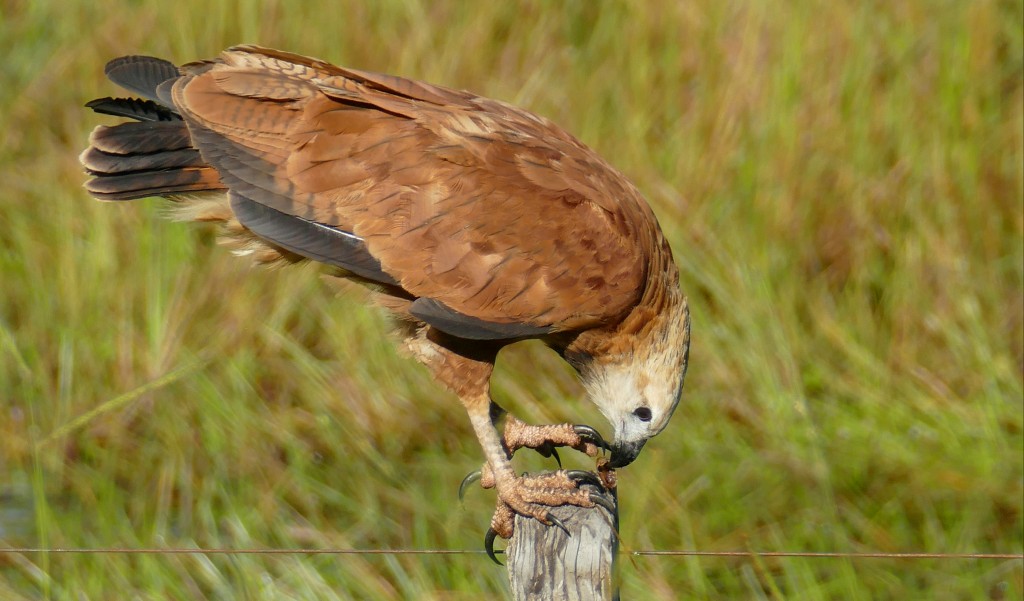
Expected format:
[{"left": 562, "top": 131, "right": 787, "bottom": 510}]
[
  {"left": 501, "top": 414, "right": 608, "bottom": 463},
  {"left": 482, "top": 400, "right": 608, "bottom": 462}
]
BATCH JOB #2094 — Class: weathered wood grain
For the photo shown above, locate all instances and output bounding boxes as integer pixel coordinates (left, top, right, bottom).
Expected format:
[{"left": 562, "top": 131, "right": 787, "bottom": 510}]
[{"left": 506, "top": 489, "right": 618, "bottom": 601}]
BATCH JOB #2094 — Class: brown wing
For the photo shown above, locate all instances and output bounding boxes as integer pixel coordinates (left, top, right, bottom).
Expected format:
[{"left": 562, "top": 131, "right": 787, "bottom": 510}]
[{"left": 171, "top": 45, "right": 655, "bottom": 337}]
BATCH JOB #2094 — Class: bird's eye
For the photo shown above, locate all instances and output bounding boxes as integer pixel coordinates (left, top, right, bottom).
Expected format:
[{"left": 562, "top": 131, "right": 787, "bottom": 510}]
[{"left": 633, "top": 407, "right": 652, "bottom": 422}]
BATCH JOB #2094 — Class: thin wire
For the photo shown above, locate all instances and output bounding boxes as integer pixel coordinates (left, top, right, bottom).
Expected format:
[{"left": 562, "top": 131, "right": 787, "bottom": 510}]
[
  {"left": 0, "top": 548, "right": 482, "bottom": 555},
  {"left": 630, "top": 551, "right": 1023, "bottom": 560},
  {"left": 0, "top": 548, "right": 1019, "bottom": 560}
]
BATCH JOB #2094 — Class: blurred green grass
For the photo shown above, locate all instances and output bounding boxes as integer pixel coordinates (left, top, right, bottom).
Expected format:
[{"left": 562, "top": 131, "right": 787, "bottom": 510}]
[{"left": 0, "top": 0, "right": 1021, "bottom": 599}]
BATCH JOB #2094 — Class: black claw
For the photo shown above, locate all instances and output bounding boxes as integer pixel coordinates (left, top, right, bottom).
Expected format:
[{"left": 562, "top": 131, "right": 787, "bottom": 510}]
[
  {"left": 459, "top": 471, "right": 481, "bottom": 502},
  {"left": 565, "top": 469, "right": 603, "bottom": 489},
  {"left": 531, "top": 441, "right": 558, "bottom": 462},
  {"left": 573, "top": 425, "right": 612, "bottom": 451},
  {"left": 563, "top": 470, "right": 615, "bottom": 514},
  {"left": 550, "top": 447, "right": 562, "bottom": 468},
  {"left": 484, "top": 528, "right": 503, "bottom": 566},
  {"left": 589, "top": 491, "right": 616, "bottom": 514},
  {"left": 546, "top": 512, "right": 571, "bottom": 537}
]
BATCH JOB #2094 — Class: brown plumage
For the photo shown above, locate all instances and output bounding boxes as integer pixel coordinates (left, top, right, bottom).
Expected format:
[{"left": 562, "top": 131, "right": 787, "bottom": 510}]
[{"left": 81, "top": 46, "right": 691, "bottom": 540}]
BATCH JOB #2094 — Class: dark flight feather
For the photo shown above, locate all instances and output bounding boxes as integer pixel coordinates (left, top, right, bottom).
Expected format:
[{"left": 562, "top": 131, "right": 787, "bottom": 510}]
[
  {"left": 230, "top": 192, "right": 399, "bottom": 285},
  {"left": 410, "top": 298, "right": 554, "bottom": 341}
]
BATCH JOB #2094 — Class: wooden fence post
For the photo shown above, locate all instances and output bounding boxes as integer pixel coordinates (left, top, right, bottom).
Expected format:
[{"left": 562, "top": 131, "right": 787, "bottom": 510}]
[{"left": 505, "top": 484, "right": 618, "bottom": 601}]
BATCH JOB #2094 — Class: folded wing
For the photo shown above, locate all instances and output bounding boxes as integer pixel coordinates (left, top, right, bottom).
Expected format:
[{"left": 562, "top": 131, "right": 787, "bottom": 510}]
[{"left": 170, "top": 45, "right": 654, "bottom": 338}]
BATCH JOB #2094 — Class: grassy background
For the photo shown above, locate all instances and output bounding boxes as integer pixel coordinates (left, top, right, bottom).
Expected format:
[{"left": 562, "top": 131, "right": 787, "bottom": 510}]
[{"left": 1, "top": 0, "right": 1021, "bottom": 599}]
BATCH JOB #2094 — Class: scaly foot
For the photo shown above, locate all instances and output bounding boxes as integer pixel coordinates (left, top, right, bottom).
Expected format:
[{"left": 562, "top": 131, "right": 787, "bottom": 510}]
[
  {"left": 482, "top": 469, "right": 616, "bottom": 564},
  {"left": 458, "top": 416, "right": 610, "bottom": 500},
  {"left": 501, "top": 416, "right": 610, "bottom": 463}
]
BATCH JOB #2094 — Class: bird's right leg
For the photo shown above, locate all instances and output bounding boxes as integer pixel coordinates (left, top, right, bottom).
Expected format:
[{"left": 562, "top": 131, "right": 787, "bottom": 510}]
[
  {"left": 459, "top": 410, "right": 608, "bottom": 498},
  {"left": 458, "top": 397, "right": 610, "bottom": 497},
  {"left": 462, "top": 391, "right": 612, "bottom": 540},
  {"left": 407, "top": 330, "right": 611, "bottom": 542}
]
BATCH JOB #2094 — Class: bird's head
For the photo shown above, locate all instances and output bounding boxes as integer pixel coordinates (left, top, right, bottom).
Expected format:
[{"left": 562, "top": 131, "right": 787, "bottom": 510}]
[{"left": 567, "top": 296, "right": 691, "bottom": 468}]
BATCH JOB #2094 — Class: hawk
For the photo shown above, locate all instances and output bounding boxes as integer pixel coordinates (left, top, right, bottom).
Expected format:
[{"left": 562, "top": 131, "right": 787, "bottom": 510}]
[{"left": 80, "top": 46, "right": 691, "bottom": 545}]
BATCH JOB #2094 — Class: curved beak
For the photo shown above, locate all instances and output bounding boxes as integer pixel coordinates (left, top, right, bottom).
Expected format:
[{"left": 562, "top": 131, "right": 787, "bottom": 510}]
[{"left": 608, "top": 439, "right": 647, "bottom": 468}]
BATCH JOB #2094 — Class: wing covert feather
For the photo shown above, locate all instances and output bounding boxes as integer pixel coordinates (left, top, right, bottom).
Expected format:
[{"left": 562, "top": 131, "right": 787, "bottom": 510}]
[{"left": 172, "top": 46, "right": 652, "bottom": 333}]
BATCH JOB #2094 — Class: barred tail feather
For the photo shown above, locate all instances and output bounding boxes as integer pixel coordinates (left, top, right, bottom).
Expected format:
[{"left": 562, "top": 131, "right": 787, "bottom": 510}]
[
  {"left": 80, "top": 120, "right": 226, "bottom": 201},
  {"left": 80, "top": 55, "right": 226, "bottom": 202},
  {"left": 81, "top": 54, "right": 306, "bottom": 267}
]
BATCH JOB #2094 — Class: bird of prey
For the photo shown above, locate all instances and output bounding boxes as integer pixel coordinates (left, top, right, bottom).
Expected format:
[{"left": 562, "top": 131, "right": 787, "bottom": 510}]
[{"left": 80, "top": 46, "right": 691, "bottom": 543}]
